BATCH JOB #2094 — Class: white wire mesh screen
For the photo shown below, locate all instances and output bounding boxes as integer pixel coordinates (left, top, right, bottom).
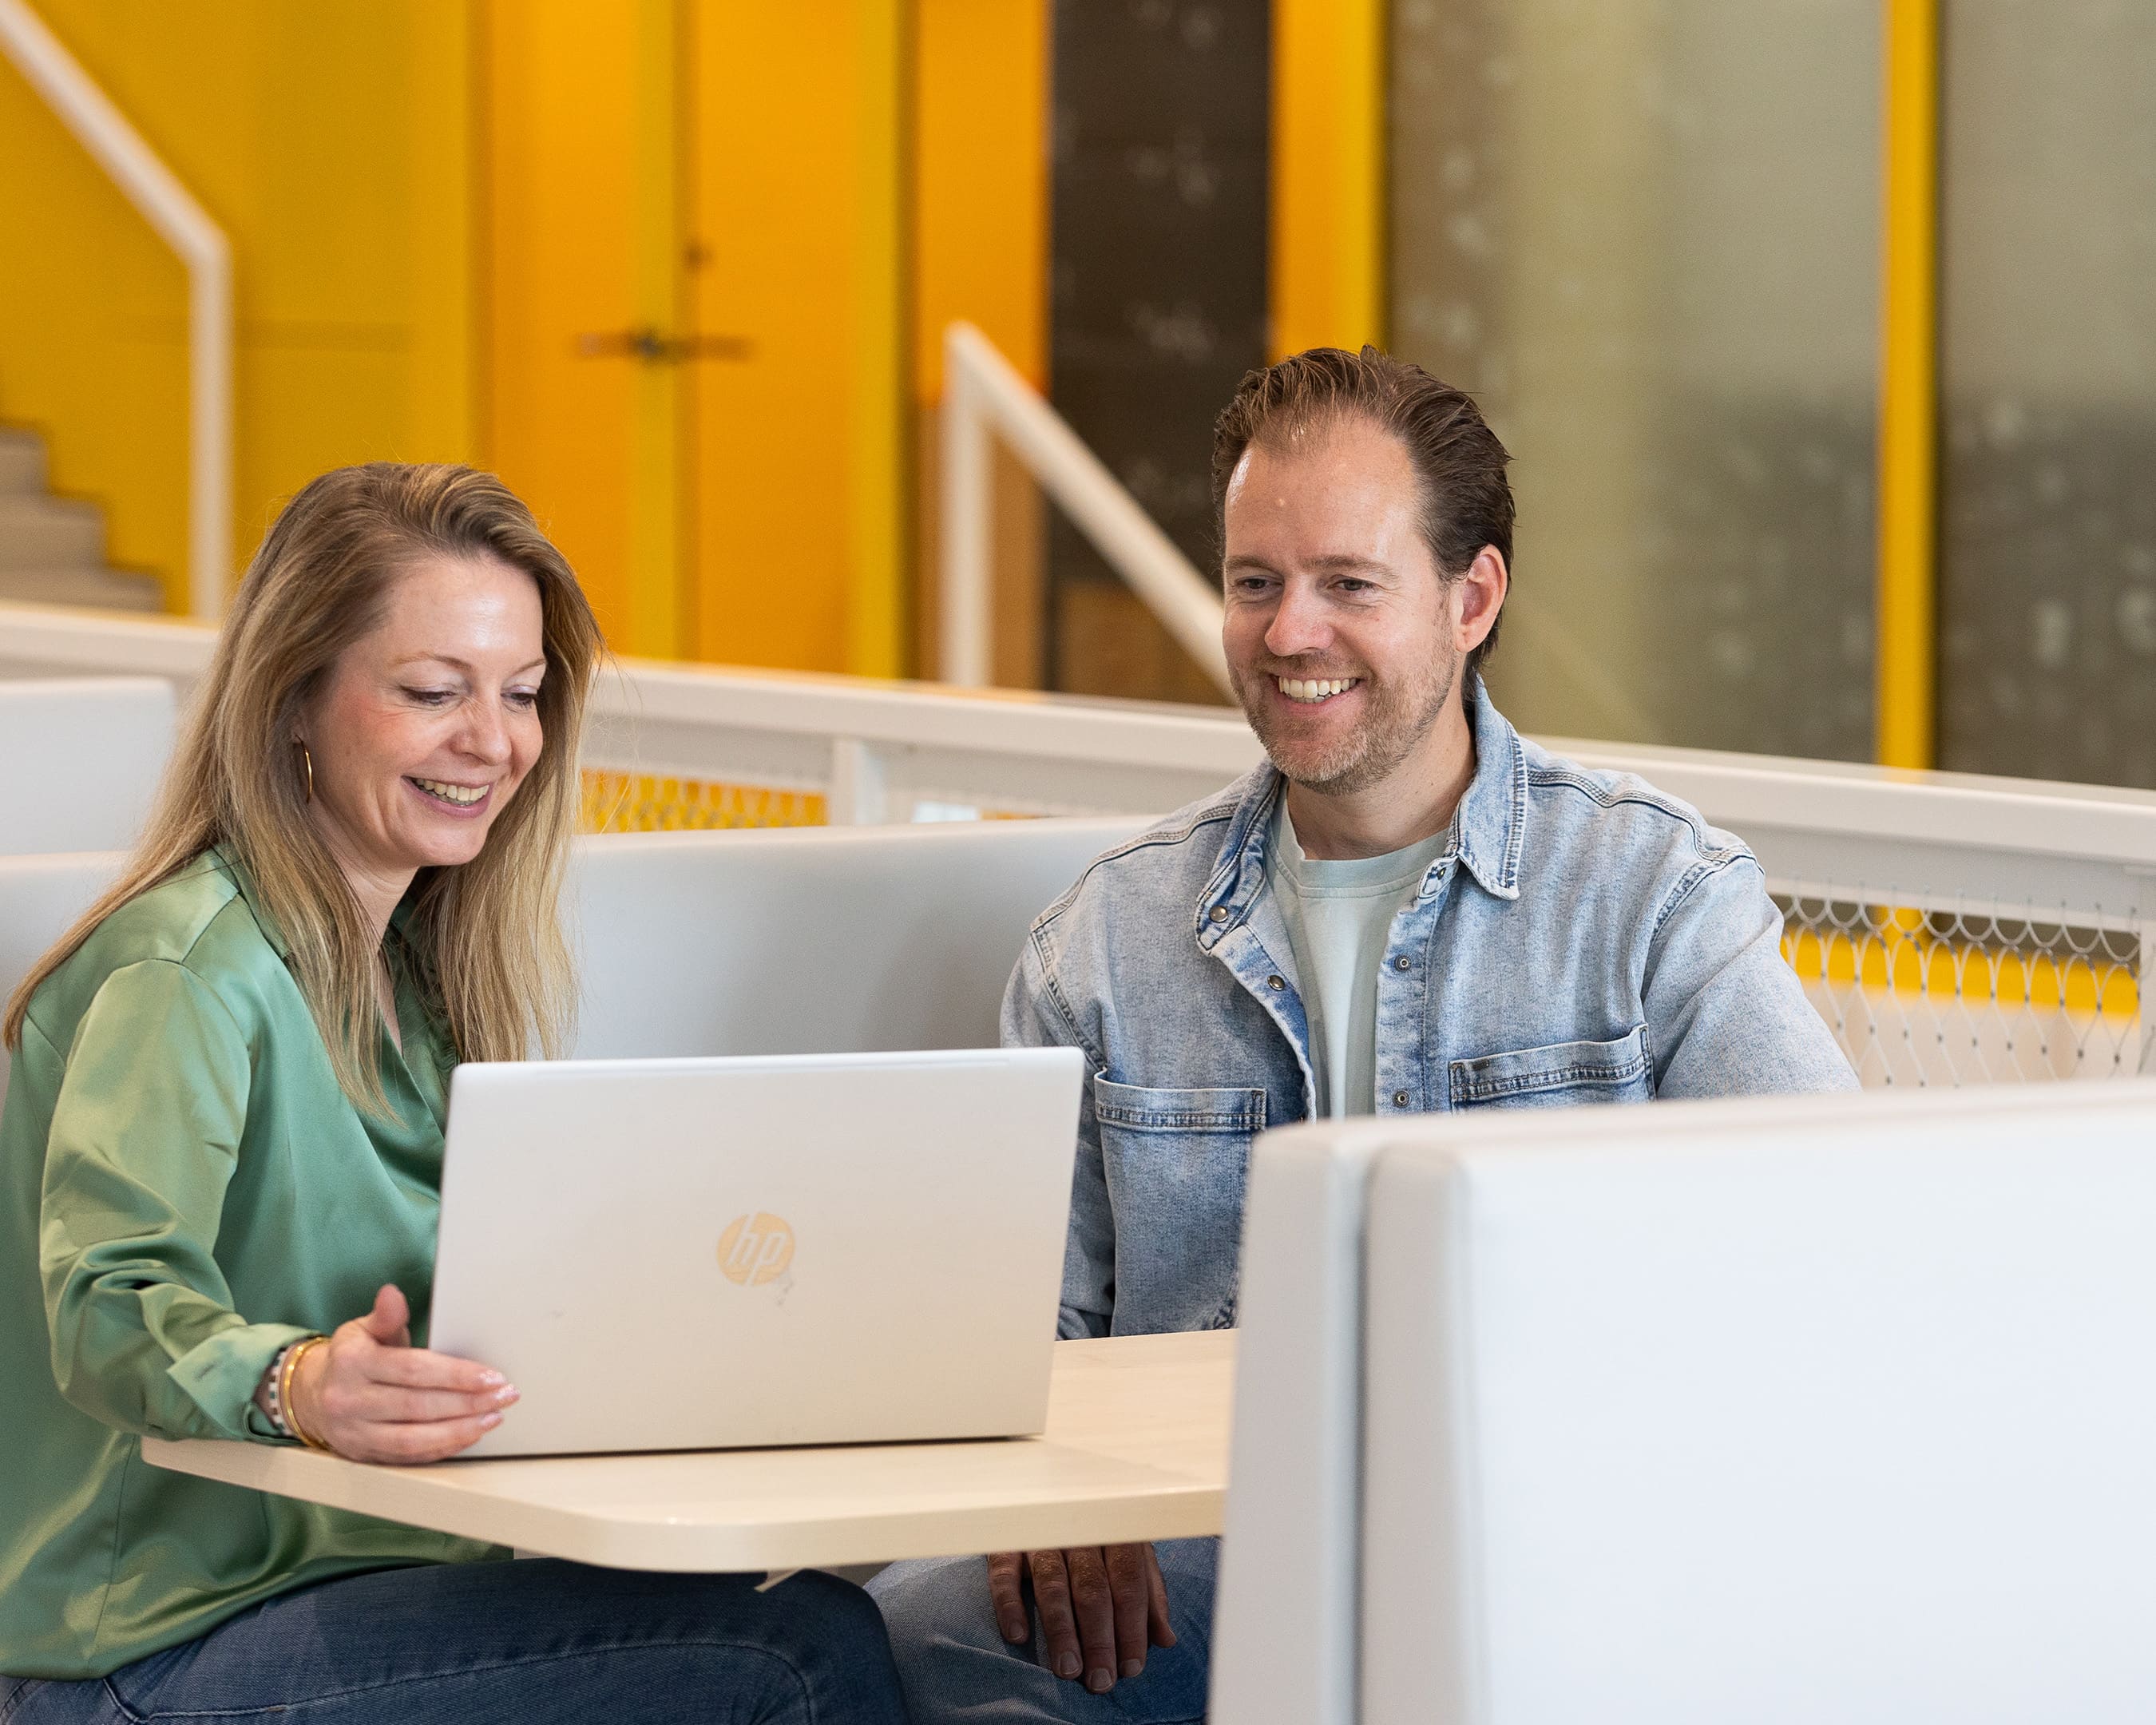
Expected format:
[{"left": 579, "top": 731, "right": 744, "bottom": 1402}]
[{"left": 1777, "top": 887, "right": 2148, "bottom": 1087}]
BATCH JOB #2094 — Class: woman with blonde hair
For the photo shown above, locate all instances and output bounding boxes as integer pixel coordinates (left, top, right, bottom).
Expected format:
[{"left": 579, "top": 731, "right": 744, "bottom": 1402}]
[{"left": 0, "top": 465, "right": 906, "bottom": 1722}]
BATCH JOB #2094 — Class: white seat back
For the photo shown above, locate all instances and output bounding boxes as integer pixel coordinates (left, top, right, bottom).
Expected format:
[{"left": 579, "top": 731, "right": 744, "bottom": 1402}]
[
  {"left": 567, "top": 818, "right": 1143, "bottom": 1057},
  {"left": 0, "top": 851, "right": 126, "bottom": 1106},
  {"left": 0, "top": 678, "right": 175, "bottom": 855},
  {"left": 1208, "top": 1124, "right": 1386, "bottom": 1725},
  {"left": 2, "top": 819, "right": 1139, "bottom": 1103},
  {"left": 1352, "top": 1086, "right": 2156, "bottom": 1723}
]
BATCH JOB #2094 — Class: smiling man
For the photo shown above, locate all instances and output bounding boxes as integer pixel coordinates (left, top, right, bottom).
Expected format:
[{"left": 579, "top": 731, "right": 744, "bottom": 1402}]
[{"left": 870, "top": 347, "right": 1857, "bottom": 1723}]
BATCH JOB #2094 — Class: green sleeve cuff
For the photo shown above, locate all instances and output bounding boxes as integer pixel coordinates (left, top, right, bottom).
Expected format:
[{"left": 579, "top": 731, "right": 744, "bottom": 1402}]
[{"left": 167, "top": 1319, "right": 317, "bottom": 1441}]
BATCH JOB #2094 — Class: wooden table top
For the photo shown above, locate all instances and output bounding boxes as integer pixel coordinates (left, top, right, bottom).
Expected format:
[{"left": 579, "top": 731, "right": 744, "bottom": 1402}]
[{"left": 142, "top": 1330, "right": 1234, "bottom": 1572}]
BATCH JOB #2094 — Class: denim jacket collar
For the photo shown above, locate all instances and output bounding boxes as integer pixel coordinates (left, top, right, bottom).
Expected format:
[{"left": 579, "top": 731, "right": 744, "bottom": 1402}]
[
  {"left": 1454, "top": 675, "right": 1528, "bottom": 902},
  {"left": 1195, "top": 676, "right": 1525, "bottom": 950}
]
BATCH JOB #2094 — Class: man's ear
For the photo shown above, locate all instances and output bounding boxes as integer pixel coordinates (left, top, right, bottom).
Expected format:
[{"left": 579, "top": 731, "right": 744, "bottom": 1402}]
[{"left": 1454, "top": 546, "right": 1509, "bottom": 652}]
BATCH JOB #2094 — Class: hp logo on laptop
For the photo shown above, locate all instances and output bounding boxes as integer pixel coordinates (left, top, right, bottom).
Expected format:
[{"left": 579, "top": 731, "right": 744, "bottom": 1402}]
[{"left": 717, "top": 1211, "right": 795, "bottom": 1287}]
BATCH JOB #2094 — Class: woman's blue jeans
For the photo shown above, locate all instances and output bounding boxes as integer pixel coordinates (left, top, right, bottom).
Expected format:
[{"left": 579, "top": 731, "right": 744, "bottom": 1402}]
[{"left": 0, "top": 1559, "right": 907, "bottom": 1723}]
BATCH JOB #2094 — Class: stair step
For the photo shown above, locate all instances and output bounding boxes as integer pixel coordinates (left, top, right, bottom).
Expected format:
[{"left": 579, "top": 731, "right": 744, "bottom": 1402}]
[
  {"left": 0, "top": 565, "right": 165, "bottom": 613},
  {"left": 0, "top": 496, "right": 104, "bottom": 569},
  {"left": 0, "top": 431, "right": 43, "bottom": 496}
]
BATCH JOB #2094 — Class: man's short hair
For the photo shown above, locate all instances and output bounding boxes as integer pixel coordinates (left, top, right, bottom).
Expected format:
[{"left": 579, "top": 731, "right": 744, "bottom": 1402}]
[{"left": 1211, "top": 345, "right": 1515, "bottom": 674}]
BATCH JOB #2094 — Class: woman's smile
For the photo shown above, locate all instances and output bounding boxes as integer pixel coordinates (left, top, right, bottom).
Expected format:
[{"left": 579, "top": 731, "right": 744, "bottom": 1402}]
[{"left": 406, "top": 775, "right": 494, "bottom": 814}]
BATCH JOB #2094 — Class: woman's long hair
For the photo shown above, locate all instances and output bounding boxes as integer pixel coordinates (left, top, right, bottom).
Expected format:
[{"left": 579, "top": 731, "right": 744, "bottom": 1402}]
[{"left": 5, "top": 463, "right": 604, "bottom": 1112}]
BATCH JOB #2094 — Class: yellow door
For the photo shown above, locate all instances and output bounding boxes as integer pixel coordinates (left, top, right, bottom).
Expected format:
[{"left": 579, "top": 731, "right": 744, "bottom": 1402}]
[{"left": 484, "top": 0, "right": 905, "bottom": 673}]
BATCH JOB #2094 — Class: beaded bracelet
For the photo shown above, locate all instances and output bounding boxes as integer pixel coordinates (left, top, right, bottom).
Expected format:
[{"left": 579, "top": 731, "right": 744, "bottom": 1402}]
[
  {"left": 263, "top": 1339, "right": 303, "bottom": 1437},
  {"left": 273, "top": 1335, "right": 334, "bottom": 1451}
]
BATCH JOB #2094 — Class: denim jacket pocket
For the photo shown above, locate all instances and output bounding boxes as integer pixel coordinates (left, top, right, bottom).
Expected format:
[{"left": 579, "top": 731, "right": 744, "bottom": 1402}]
[
  {"left": 1448, "top": 1023, "right": 1653, "bottom": 1108},
  {"left": 1092, "top": 1076, "right": 1267, "bottom": 1334}
]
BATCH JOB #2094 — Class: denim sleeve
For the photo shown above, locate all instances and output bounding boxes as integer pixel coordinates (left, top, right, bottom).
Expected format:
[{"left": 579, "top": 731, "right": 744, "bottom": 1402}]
[
  {"left": 999, "top": 940, "right": 1114, "bottom": 1340},
  {"left": 1644, "top": 856, "right": 1860, "bottom": 1098}
]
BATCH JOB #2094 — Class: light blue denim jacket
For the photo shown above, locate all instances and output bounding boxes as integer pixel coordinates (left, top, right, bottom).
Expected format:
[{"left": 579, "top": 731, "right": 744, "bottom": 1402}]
[{"left": 1002, "top": 680, "right": 1859, "bottom": 1340}]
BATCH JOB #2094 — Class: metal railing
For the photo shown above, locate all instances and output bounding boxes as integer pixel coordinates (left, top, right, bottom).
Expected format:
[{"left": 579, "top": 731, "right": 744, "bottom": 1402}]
[
  {"left": 937, "top": 322, "right": 1231, "bottom": 696},
  {"left": 0, "top": 0, "right": 231, "bottom": 621},
  {"left": 1547, "top": 735, "right": 2156, "bottom": 1085},
  {"left": 8, "top": 598, "right": 2156, "bottom": 1086}
]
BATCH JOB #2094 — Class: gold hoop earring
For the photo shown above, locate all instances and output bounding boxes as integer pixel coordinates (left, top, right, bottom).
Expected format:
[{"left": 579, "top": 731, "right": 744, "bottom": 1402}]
[{"left": 295, "top": 741, "right": 315, "bottom": 804}]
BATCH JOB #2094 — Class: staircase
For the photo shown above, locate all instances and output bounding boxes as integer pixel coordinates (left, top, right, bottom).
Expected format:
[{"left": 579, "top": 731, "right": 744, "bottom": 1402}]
[{"left": 0, "top": 427, "right": 165, "bottom": 612}]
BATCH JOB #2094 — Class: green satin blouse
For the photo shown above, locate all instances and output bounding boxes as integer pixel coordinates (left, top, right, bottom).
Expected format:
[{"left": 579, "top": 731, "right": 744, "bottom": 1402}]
[{"left": 0, "top": 847, "right": 502, "bottom": 1680}]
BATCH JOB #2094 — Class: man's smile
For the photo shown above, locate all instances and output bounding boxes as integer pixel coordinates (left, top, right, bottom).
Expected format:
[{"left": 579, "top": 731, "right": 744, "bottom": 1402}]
[{"left": 1272, "top": 675, "right": 1364, "bottom": 704}]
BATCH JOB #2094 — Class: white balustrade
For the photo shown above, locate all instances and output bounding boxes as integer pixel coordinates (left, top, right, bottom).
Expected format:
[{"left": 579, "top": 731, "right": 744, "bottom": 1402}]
[{"left": 8, "top": 598, "right": 2156, "bottom": 1085}]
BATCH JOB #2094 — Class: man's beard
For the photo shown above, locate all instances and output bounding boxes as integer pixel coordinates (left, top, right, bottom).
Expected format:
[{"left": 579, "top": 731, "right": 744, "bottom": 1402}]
[{"left": 1233, "top": 640, "right": 1461, "bottom": 796}]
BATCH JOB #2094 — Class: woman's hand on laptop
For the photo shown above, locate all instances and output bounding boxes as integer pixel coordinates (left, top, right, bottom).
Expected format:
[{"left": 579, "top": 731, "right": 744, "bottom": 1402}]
[
  {"left": 988, "top": 1544, "right": 1175, "bottom": 1693},
  {"left": 287, "top": 1283, "right": 519, "bottom": 1462}
]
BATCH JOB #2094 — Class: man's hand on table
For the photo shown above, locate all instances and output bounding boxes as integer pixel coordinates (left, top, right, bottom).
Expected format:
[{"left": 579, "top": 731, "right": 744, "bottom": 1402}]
[
  {"left": 288, "top": 1283, "right": 519, "bottom": 1463},
  {"left": 988, "top": 1544, "right": 1175, "bottom": 1693}
]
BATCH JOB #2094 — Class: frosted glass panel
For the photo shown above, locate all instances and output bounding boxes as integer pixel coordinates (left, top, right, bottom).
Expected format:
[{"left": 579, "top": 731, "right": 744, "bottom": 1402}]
[
  {"left": 1937, "top": 2, "right": 2156, "bottom": 786},
  {"left": 1391, "top": 0, "right": 1880, "bottom": 758}
]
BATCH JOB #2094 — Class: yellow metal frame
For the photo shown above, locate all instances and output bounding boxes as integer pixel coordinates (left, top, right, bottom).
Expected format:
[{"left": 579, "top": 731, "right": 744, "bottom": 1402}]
[
  {"left": 846, "top": 0, "right": 907, "bottom": 680},
  {"left": 1876, "top": 0, "right": 1940, "bottom": 768},
  {"left": 628, "top": 0, "right": 689, "bottom": 660},
  {"left": 1270, "top": 0, "right": 1388, "bottom": 356}
]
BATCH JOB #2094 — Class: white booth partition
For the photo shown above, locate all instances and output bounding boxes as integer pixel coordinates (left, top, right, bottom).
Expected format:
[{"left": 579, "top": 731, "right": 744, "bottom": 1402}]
[
  {"left": 0, "top": 821, "right": 1144, "bottom": 1110},
  {"left": 0, "top": 850, "right": 125, "bottom": 1102},
  {"left": 567, "top": 818, "right": 1140, "bottom": 1058},
  {"left": 0, "top": 676, "right": 174, "bottom": 855},
  {"left": 1216, "top": 1087, "right": 2156, "bottom": 1724}
]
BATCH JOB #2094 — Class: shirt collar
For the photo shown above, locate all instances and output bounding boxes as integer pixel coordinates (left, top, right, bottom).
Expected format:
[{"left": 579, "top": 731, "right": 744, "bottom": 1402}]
[
  {"left": 1195, "top": 673, "right": 1526, "bottom": 946},
  {"left": 386, "top": 882, "right": 425, "bottom": 944},
  {"left": 207, "top": 841, "right": 292, "bottom": 958}
]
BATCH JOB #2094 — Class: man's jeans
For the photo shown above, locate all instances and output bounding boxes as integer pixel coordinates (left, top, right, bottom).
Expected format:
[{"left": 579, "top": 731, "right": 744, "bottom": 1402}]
[
  {"left": 870, "top": 1538, "right": 1216, "bottom": 1724},
  {"left": 0, "top": 1560, "right": 906, "bottom": 1724}
]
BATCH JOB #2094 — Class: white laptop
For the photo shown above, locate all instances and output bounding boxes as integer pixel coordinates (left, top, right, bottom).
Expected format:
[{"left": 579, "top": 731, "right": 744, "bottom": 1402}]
[{"left": 428, "top": 1047, "right": 1083, "bottom": 1457}]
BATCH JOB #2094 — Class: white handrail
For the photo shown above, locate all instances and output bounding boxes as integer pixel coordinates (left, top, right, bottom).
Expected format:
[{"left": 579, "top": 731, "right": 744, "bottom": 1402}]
[
  {"left": 0, "top": 0, "right": 232, "bottom": 621},
  {"left": 940, "top": 321, "right": 1231, "bottom": 696}
]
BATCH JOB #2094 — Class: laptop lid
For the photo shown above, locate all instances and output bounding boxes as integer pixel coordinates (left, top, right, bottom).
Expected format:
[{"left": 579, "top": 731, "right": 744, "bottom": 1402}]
[{"left": 429, "top": 1047, "right": 1083, "bottom": 1457}]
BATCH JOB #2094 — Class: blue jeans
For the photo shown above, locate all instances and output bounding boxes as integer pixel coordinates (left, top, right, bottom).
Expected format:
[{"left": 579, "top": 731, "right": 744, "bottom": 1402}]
[
  {"left": 0, "top": 1559, "right": 906, "bottom": 1723},
  {"left": 868, "top": 1538, "right": 1215, "bottom": 1723}
]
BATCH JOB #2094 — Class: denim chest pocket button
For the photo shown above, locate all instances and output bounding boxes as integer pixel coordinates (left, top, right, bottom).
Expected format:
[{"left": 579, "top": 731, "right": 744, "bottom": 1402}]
[{"left": 1447, "top": 1023, "right": 1654, "bottom": 1108}]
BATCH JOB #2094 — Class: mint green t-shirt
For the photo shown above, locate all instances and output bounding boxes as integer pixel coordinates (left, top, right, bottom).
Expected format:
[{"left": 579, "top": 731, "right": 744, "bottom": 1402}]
[
  {"left": 0, "top": 847, "right": 503, "bottom": 1680},
  {"left": 1268, "top": 801, "right": 1450, "bottom": 1116}
]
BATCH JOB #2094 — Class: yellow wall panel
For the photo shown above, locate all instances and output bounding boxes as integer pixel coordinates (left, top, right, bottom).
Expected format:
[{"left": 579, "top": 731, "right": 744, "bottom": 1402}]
[
  {"left": 0, "top": 2, "right": 482, "bottom": 607},
  {"left": 485, "top": 1, "right": 906, "bottom": 672},
  {"left": 0, "top": 39, "right": 184, "bottom": 594},
  {"left": 911, "top": 0, "right": 1048, "bottom": 684},
  {"left": 913, "top": 0, "right": 1048, "bottom": 396},
  {"left": 628, "top": 0, "right": 690, "bottom": 659},
  {"left": 688, "top": 0, "right": 906, "bottom": 676},
  {"left": 1271, "top": 0, "right": 1387, "bottom": 357},
  {"left": 482, "top": 0, "right": 641, "bottom": 649},
  {"left": 845, "top": 0, "right": 906, "bottom": 678}
]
